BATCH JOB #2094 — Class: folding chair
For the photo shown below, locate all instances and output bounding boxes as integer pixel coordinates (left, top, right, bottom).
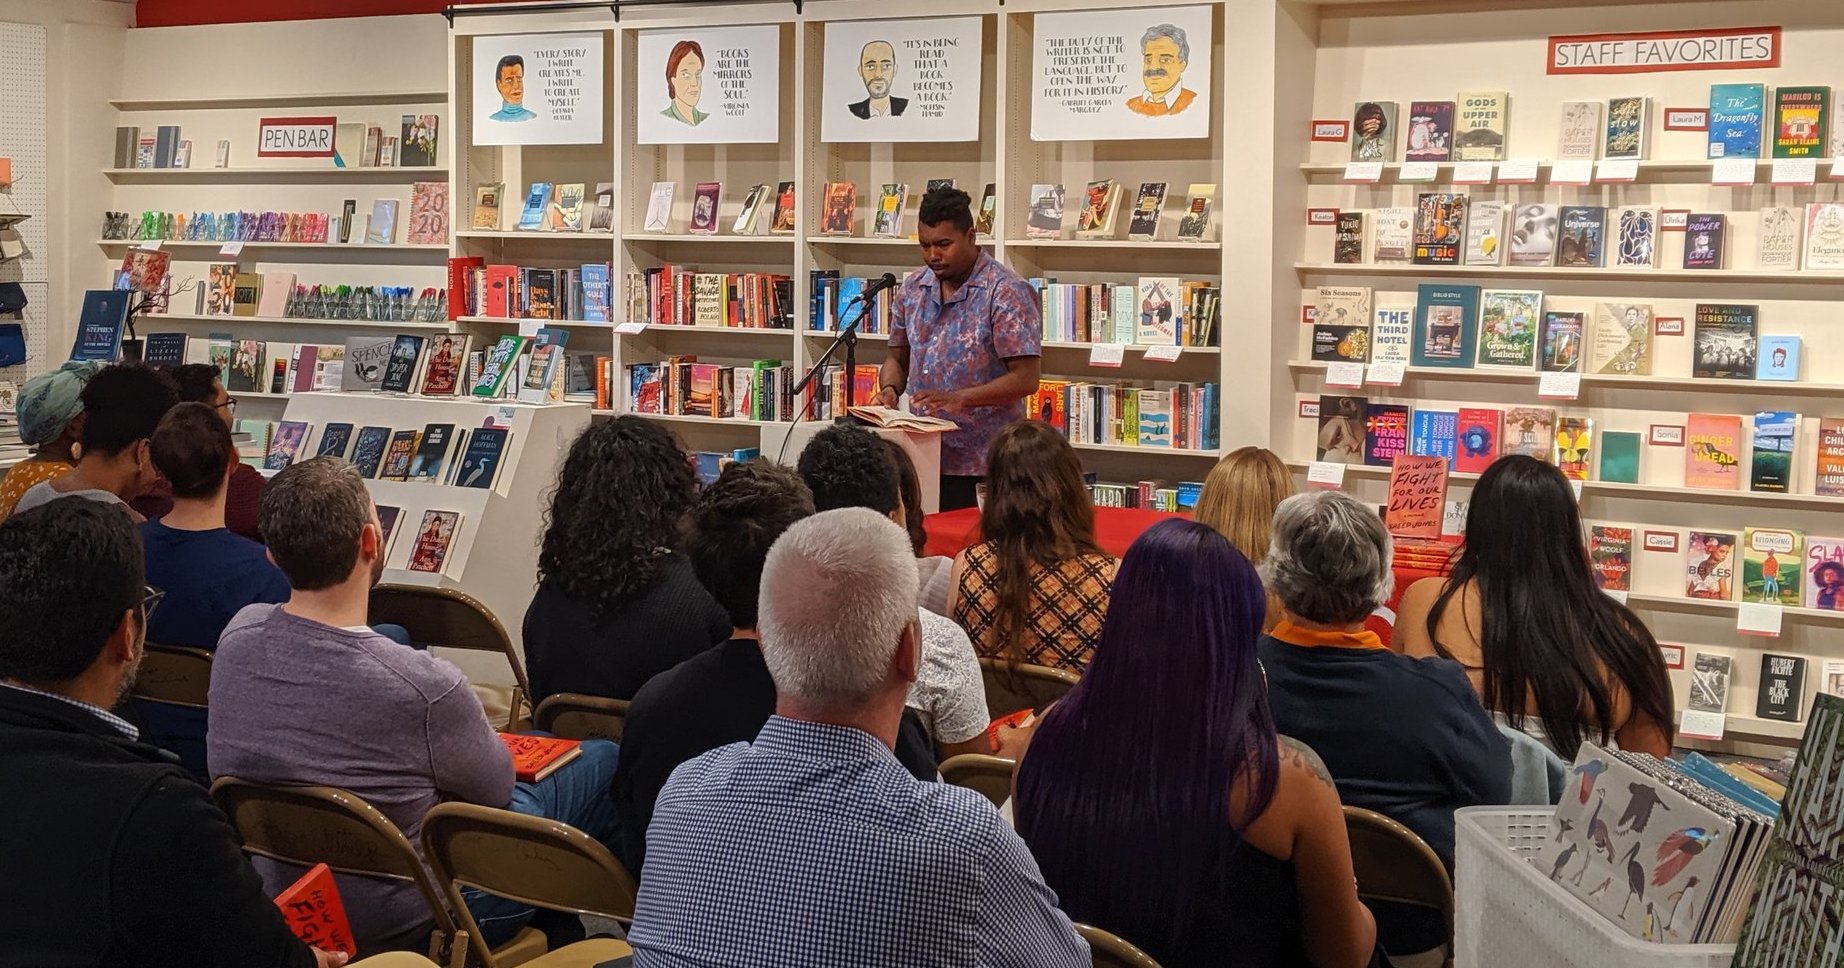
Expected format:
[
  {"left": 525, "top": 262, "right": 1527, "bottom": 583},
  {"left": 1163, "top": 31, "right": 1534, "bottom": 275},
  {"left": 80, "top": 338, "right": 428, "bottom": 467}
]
[
  {"left": 978, "top": 657, "right": 1079, "bottom": 718},
  {"left": 1343, "top": 805, "right": 1455, "bottom": 968},
  {"left": 422, "top": 802, "right": 637, "bottom": 968},
  {"left": 939, "top": 753, "right": 1017, "bottom": 809},
  {"left": 369, "top": 584, "right": 531, "bottom": 730},
  {"left": 130, "top": 643, "right": 213, "bottom": 708},
  {"left": 210, "top": 778, "right": 545, "bottom": 968},
  {"left": 1074, "top": 923, "right": 1165, "bottom": 968},
  {"left": 533, "top": 693, "right": 629, "bottom": 743}
]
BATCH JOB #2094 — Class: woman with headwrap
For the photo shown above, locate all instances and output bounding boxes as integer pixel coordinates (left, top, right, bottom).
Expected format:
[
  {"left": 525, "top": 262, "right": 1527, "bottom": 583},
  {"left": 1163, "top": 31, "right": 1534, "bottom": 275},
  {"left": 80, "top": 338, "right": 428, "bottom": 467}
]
[{"left": 0, "top": 361, "right": 102, "bottom": 518}]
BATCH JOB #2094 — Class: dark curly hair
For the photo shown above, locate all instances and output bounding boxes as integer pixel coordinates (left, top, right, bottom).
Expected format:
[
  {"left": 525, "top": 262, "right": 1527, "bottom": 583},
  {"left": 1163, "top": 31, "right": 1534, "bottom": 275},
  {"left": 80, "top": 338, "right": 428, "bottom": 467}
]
[
  {"left": 538, "top": 416, "right": 697, "bottom": 617},
  {"left": 796, "top": 423, "right": 898, "bottom": 515},
  {"left": 683, "top": 460, "right": 813, "bottom": 629}
]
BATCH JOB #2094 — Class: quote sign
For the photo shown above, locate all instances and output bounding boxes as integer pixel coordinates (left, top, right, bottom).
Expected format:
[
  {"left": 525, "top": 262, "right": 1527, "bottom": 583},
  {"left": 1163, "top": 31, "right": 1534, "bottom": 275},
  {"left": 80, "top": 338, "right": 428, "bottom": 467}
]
[
  {"left": 635, "top": 25, "right": 781, "bottom": 145},
  {"left": 1385, "top": 455, "right": 1449, "bottom": 539},
  {"left": 819, "top": 17, "right": 985, "bottom": 144},
  {"left": 256, "top": 117, "right": 336, "bottom": 158},
  {"left": 1031, "top": 4, "right": 1214, "bottom": 142},
  {"left": 471, "top": 32, "right": 606, "bottom": 146}
]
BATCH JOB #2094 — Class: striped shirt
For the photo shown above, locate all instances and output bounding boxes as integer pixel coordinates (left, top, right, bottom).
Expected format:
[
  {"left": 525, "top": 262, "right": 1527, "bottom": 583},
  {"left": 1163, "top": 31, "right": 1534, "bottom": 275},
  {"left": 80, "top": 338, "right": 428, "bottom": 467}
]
[
  {"left": 631, "top": 716, "right": 1089, "bottom": 967},
  {"left": 0, "top": 681, "right": 138, "bottom": 738}
]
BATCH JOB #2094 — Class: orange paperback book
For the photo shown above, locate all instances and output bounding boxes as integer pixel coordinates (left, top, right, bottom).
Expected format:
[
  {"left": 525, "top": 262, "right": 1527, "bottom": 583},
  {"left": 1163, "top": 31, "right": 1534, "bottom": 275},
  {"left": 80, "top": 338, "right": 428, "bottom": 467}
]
[
  {"left": 499, "top": 732, "right": 582, "bottom": 782},
  {"left": 1684, "top": 412, "right": 1743, "bottom": 491},
  {"left": 273, "top": 862, "right": 356, "bottom": 956}
]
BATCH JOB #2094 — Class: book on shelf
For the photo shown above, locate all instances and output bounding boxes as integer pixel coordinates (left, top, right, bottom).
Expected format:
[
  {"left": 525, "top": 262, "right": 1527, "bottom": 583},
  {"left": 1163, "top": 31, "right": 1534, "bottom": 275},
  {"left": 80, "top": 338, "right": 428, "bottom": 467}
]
[
  {"left": 1134, "top": 277, "right": 1183, "bottom": 345},
  {"left": 273, "top": 862, "right": 355, "bottom": 957},
  {"left": 872, "top": 183, "right": 909, "bottom": 239},
  {"left": 1771, "top": 86, "right": 1828, "bottom": 159},
  {"left": 1412, "top": 192, "right": 1465, "bottom": 266},
  {"left": 1817, "top": 418, "right": 1844, "bottom": 497},
  {"left": 419, "top": 334, "right": 469, "bottom": 397},
  {"left": 1682, "top": 213, "right": 1726, "bottom": 269},
  {"left": 1803, "top": 202, "right": 1844, "bottom": 269},
  {"left": 1589, "top": 302, "right": 1652, "bottom": 376},
  {"left": 1333, "top": 211, "right": 1366, "bottom": 264},
  {"left": 1408, "top": 410, "right": 1457, "bottom": 469},
  {"left": 1127, "top": 182, "right": 1166, "bottom": 241},
  {"left": 1750, "top": 410, "right": 1797, "bottom": 493},
  {"left": 1384, "top": 453, "right": 1446, "bottom": 539},
  {"left": 1370, "top": 300, "right": 1413, "bottom": 366},
  {"left": 514, "top": 183, "right": 551, "bottom": 232},
  {"left": 542, "top": 183, "right": 581, "bottom": 232},
  {"left": 588, "top": 182, "right": 615, "bottom": 232},
  {"left": 975, "top": 182, "right": 997, "bottom": 238},
  {"left": 118, "top": 248, "right": 170, "bottom": 295},
  {"left": 1075, "top": 179, "right": 1120, "bottom": 239},
  {"left": 407, "top": 182, "right": 448, "bottom": 245},
  {"left": 456, "top": 427, "right": 510, "bottom": 489},
  {"left": 376, "top": 506, "right": 403, "bottom": 560},
  {"left": 1462, "top": 201, "right": 1505, "bottom": 266},
  {"left": 1453, "top": 91, "right": 1508, "bottom": 161},
  {"left": 1362, "top": 403, "right": 1409, "bottom": 467},
  {"left": 1708, "top": 82, "right": 1767, "bottom": 159},
  {"left": 1805, "top": 539, "right": 1844, "bottom": 611},
  {"left": 926, "top": 178, "right": 955, "bottom": 193},
  {"left": 1537, "top": 310, "right": 1584, "bottom": 372},
  {"left": 256, "top": 272, "right": 294, "bottom": 318},
  {"left": 1684, "top": 412, "right": 1743, "bottom": 491},
  {"left": 1556, "top": 205, "right": 1606, "bottom": 268},
  {"left": 316, "top": 423, "right": 354, "bottom": 460},
  {"left": 1757, "top": 205, "right": 1802, "bottom": 271},
  {"left": 769, "top": 181, "right": 796, "bottom": 234},
  {"left": 205, "top": 264, "right": 235, "bottom": 316},
  {"left": 499, "top": 733, "right": 581, "bottom": 783},
  {"left": 1612, "top": 205, "right": 1659, "bottom": 268},
  {"left": 820, "top": 182, "right": 857, "bottom": 236},
  {"left": 1453, "top": 408, "right": 1499, "bottom": 474},
  {"left": 1742, "top": 527, "right": 1802, "bottom": 607},
  {"left": 519, "top": 327, "right": 569, "bottom": 405},
  {"left": 1316, "top": 394, "right": 1366, "bottom": 464},
  {"left": 1027, "top": 379, "right": 1217, "bottom": 452},
  {"left": 643, "top": 181, "right": 674, "bottom": 232},
  {"left": 153, "top": 125, "right": 180, "bottom": 169},
  {"left": 1589, "top": 525, "right": 1632, "bottom": 591},
  {"left": 845, "top": 405, "right": 958, "bottom": 433},
  {"left": 1692, "top": 303, "right": 1757, "bottom": 379},
  {"left": 1025, "top": 183, "right": 1065, "bottom": 240},
  {"left": 1370, "top": 206, "right": 1413, "bottom": 263},
  {"left": 112, "top": 126, "right": 138, "bottom": 169},
  {"left": 1557, "top": 100, "right": 1602, "bottom": 160},
  {"left": 408, "top": 423, "right": 454, "bottom": 483},
  {"left": 366, "top": 200, "right": 399, "bottom": 245},
  {"left": 231, "top": 273, "right": 262, "bottom": 317},
  {"left": 472, "top": 335, "right": 528, "bottom": 399},
  {"left": 1600, "top": 431, "right": 1640, "bottom": 484},
  {"left": 1507, "top": 203, "right": 1557, "bottom": 267},
  {"left": 1410, "top": 283, "right": 1479, "bottom": 368},
  {"left": 349, "top": 426, "right": 391, "bottom": 479},
  {"left": 265, "top": 420, "right": 310, "bottom": 471},
  {"left": 134, "top": 136, "right": 154, "bottom": 169},
  {"left": 733, "top": 183, "right": 769, "bottom": 235},
  {"left": 360, "top": 125, "right": 382, "bottom": 167},
  {"left": 1175, "top": 184, "right": 1214, "bottom": 242},
  {"left": 378, "top": 429, "right": 419, "bottom": 481},
  {"left": 1474, "top": 289, "right": 1539, "bottom": 370},
  {"left": 1404, "top": 101, "right": 1454, "bottom": 162},
  {"left": 380, "top": 335, "right": 425, "bottom": 394},
  {"left": 226, "top": 339, "right": 263, "bottom": 393},
  {"left": 71, "top": 291, "right": 130, "bottom": 362},
  {"left": 1603, "top": 96, "right": 1649, "bottom": 160},
  {"left": 1350, "top": 100, "right": 1397, "bottom": 162},
  {"left": 340, "top": 336, "right": 394, "bottom": 392},
  {"left": 407, "top": 510, "right": 461, "bottom": 574},
  {"left": 142, "top": 332, "right": 188, "bottom": 368},
  {"left": 1499, "top": 406, "right": 1552, "bottom": 460},
  {"left": 1733, "top": 694, "right": 1844, "bottom": 961},
  {"left": 399, "top": 114, "right": 438, "bottom": 167},
  {"left": 1312, "top": 313, "right": 1370, "bottom": 364},
  {"left": 1313, "top": 285, "right": 1371, "bottom": 355},
  {"left": 1552, "top": 415, "right": 1592, "bottom": 481},
  {"left": 688, "top": 181, "right": 721, "bottom": 235}
]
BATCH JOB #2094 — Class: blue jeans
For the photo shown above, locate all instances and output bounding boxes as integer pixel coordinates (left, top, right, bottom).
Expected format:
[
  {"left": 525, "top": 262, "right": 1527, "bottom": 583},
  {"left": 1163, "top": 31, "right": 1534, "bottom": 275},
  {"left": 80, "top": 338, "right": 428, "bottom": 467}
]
[{"left": 461, "top": 738, "right": 620, "bottom": 947}]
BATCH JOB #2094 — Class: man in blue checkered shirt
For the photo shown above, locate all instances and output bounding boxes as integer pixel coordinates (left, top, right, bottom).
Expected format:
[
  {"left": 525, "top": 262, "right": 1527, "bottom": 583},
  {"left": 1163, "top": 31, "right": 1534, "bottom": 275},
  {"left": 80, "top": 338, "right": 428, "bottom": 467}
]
[{"left": 629, "top": 508, "right": 1089, "bottom": 967}]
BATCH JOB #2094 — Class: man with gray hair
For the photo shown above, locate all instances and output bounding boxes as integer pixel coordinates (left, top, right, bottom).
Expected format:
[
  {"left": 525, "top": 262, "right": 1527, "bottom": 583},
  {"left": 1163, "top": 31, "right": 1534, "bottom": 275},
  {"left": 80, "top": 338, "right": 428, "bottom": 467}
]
[
  {"left": 630, "top": 508, "right": 1089, "bottom": 968},
  {"left": 1256, "top": 490, "right": 1509, "bottom": 959},
  {"left": 1125, "top": 23, "right": 1197, "bottom": 117}
]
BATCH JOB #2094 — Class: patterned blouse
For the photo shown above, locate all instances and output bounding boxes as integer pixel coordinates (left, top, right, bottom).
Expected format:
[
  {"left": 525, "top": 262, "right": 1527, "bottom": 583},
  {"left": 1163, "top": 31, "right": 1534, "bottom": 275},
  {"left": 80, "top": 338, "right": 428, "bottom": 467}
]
[
  {"left": 951, "top": 541, "right": 1116, "bottom": 673},
  {"left": 0, "top": 460, "right": 71, "bottom": 519}
]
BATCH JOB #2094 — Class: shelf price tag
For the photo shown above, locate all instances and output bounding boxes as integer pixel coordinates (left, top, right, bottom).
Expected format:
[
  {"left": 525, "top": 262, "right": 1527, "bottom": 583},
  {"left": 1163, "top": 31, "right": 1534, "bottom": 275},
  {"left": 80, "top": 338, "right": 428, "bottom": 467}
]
[
  {"left": 1570, "top": 479, "right": 1584, "bottom": 501},
  {"left": 1737, "top": 602, "right": 1784, "bottom": 637},
  {"left": 1399, "top": 162, "right": 1439, "bottom": 182},
  {"left": 1497, "top": 159, "right": 1540, "bottom": 183},
  {"left": 1538, "top": 371, "right": 1582, "bottom": 399},
  {"left": 217, "top": 241, "right": 244, "bottom": 258},
  {"left": 1088, "top": 343, "right": 1125, "bottom": 367},
  {"left": 1711, "top": 158, "right": 1756, "bottom": 185},
  {"left": 1550, "top": 159, "right": 1594, "bottom": 185},
  {"left": 1603, "top": 588, "right": 1629, "bottom": 604},
  {"left": 1142, "top": 344, "right": 1183, "bottom": 362},
  {"left": 1830, "top": 161, "right": 1844, "bottom": 181},
  {"left": 136, "top": 239, "right": 163, "bottom": 251},
  {"left": 1342, "top": 162, "right": 1384, "bottom": 183},
  {"left": 1771, "top": 159, "right": 1817, "bottom": 186},
  {"left": 1595, "top": 160, "right": 1639, "bottom": 182},
  {"left": 1451, "top": 162, "right": 1494, "bottom": 185},
  {"left": 1306, "top": 461, "right": 1348, "bottom": 489},
  {"left": 614, "top": 321, "right": 648, "bottom": 334},
  {"left": 1678, "top": 709, "right": 1727, "bottom": 741},
  {"left": 517, "top": 319, "right": 543, "bottom": 338},
  {"left": 1366, "top": 362, "right": 1405, "bottom": 386},
  {"left": 1325, "top": 361, "right": 1365, "bottom": 387}
]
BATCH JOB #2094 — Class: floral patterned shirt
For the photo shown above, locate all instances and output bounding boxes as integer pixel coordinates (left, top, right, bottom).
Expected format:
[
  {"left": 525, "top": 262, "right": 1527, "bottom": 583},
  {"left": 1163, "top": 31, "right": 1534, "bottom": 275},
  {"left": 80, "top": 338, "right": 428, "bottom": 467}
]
[{"left": 890, "top": 253, "right": 1042, "bottom": 476}]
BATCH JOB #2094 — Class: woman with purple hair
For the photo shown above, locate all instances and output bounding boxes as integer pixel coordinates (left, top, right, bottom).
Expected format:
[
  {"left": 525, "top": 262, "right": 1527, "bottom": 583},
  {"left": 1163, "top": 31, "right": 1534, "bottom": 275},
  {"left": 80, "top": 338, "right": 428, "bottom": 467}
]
[{"left": 1014, "top": 519, "right": 1378, "bottom": 968}]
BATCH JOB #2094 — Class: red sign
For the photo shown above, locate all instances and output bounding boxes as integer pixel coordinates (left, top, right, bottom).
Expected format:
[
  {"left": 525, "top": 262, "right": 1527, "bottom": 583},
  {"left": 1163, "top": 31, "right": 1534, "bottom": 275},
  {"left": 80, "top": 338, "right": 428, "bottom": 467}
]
[
  {"left": 1664, "top": 108, "right": 1710, "bottom": 131},
  {"left": 1548, "top": 26, "right": 1780, "bottom": 75},
  {"left": 1659, "top": 643, "right": 1686, "bottom": 670},
  {"left": 257, "top": 116, "right": 337, "bottom": 158},
  {"left": 1310, "top": 120, "right": 1350, "bottom": 143}
]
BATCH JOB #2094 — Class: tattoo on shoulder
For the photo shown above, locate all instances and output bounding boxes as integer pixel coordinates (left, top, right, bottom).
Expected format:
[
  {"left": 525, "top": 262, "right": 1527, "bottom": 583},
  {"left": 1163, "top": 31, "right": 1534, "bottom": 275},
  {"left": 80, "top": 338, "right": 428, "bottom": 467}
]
[{"left": 1278, "top": 735, "right": 1336, "bottom": 789}]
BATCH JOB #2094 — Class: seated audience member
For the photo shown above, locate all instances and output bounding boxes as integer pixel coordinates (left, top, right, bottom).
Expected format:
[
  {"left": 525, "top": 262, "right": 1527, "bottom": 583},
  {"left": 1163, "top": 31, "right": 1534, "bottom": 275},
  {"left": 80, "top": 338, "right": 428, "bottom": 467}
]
[
  {"left": 132, "top": 403, "right": 290, "bottom": 777},
  {"left": 523, "top": 416, "right": 729, "bottom": 704},
  {"left": 1258, "top": 490, "right": 1509, "bottom": 957},
  {"left": 13, "top": 362, "right": 178, "bottom": 517},
  {"left": 949, "top": 420, "right": 1115, "bottom": 673},
  {"left": 614, "top": 460, "right": 816, "bottom": 871},
  {"left": 0, "top": 360, "right": 100, "bottom": 518},
  {"left": 1395, "top": 455, "right": 1674, "bottom": 759},
  {"left": 883, "top": 437, "right": 954, "bottom": 615},
  {"left": 800, "top": 424, "right": 991, "bottom": 759},
  {"left": 0, "top": 499, "right": 345, "bottom": 968},
  {"left": 1194, "top": 445, "right": 1294, "bottom": 630},
  {"left": 1017, "top": 519, "right": 1377, "bottom": 968},
  {"left": 132, "top": 364, "right": 267, "bottom": 542},
  {"left": 208, "top": 458, "right": 618, "bottom": 953},
  {"left": 629, "top": 509, "right": 1090, "bottom": 967}
]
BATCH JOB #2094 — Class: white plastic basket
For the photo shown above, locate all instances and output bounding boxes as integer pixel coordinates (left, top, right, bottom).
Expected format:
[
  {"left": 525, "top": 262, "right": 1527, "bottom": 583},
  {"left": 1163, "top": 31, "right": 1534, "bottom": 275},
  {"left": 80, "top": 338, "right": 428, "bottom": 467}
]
[{"left": 1453, "top": 807, "right": 1737, "bottom": 968}]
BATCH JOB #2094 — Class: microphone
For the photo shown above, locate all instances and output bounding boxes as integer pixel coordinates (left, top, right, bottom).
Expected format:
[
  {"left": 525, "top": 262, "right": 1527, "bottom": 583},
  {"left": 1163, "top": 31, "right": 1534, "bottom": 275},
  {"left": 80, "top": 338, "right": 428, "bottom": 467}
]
[{"left": 856, "top": 272, "right": 899, "bottom": 302}]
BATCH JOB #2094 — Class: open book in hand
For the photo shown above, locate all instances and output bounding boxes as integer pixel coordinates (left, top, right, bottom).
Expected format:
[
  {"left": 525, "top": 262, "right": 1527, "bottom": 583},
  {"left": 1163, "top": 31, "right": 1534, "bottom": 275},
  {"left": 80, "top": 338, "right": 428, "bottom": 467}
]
[{"left": 845, "top": 405, "right": 958, "bottom": 433}]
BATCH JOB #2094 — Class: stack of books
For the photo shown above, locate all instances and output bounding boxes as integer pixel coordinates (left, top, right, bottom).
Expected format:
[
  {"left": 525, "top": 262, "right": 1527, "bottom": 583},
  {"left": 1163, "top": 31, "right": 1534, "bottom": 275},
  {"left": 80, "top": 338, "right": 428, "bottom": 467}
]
[
  {"left": 1030, "top": 378, "right": 1220, "bottom": 451},
  {"left": 628, "top": 356, "right": 796, "bottom": 422}
]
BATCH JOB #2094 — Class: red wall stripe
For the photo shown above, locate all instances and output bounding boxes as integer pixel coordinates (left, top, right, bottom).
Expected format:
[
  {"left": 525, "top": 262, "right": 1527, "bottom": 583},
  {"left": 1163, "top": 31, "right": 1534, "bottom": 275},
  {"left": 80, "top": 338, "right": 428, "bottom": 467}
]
[{"left": 135, "top": 0, "right": 501, "bottom": 28}]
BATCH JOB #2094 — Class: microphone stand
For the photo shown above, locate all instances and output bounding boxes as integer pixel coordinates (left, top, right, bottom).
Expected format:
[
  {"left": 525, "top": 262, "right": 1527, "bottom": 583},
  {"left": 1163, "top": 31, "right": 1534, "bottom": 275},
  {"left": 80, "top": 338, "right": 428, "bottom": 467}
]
[{"left": 792, "top": 292, "right": 873, "bottom": 416}]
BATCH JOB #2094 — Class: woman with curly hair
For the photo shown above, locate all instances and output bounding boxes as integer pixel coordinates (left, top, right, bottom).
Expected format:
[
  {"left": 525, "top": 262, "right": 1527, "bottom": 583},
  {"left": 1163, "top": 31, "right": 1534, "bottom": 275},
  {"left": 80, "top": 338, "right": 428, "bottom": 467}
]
[{"left": 522, "top": 416, "right": 730, "bottom": 705}]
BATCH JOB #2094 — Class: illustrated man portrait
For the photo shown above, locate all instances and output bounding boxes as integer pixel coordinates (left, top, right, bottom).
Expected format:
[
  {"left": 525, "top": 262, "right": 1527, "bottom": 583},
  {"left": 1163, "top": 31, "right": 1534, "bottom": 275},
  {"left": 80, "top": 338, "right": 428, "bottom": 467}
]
[
  {"left": 848, "top": 40, "right": 907, "bottom": 119},
  {"left": 489, "top": 54, "right": 537, "bottom": 122},
  {"left": 1126, "top": 24, "right": 1196, "bottom": 117}
]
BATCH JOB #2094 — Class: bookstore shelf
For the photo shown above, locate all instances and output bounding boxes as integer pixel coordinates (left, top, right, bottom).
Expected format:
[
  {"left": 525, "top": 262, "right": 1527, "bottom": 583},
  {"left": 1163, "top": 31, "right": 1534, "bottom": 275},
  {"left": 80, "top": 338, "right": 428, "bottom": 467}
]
[
  {"left": 803, "top": 236, "right": 926, "bottom": 247},
  {"left": 1283, "top": 460, "right": 1844, "bottom": 513},
  {"left": 455, "top": 230, "right": 617, "bottom": 241},
  {"left": 626, "top": 325, "right": 797, "bottom": 338},
  {"left": 1625, "top": 592, "right": 1844, "bottom": 628},
  {"left": 1674, "top": 711, "right": 1805, "bottom": 743},
  {"left": 1006, "top": 239, "right": 1224, "bottom": 252},
  {"left": 454, "top": 316, "right": 615, "bottom": 330},
  {"left": 802, "top": 330, "right": 889, "bottom": 342},
  {"left": 110, "top": 90, "right": 448, "bottom": 112},
  {"left": 1071, "top": 441, "right": 1221, "bottom": 459},
  {"left": 1293, "top": 262, "right": 1844, "bottom": 283},
  {"left": 1299, "top": 160, "right": 1842, "bottom": 179},
  {"left": 96, "top": 240, "right": 451, "bottom": 254},
  {"left": 1047, "top": 341, "right": 1222, "bottom": 356},
  {"left": 1286, "top": 361, "right": 1844, "bottom": 397},
  {"left": 149, "top": 313, "right": 456, "bottom": 331},
  {"left": 636, "top": 412, "right": 788, "bottom": 429},
  {"left": 103, "top": 167, "right": 448, "bottom": 182},
  {"left": 621, "top": 233, "right": 797, "bottom": 244}
]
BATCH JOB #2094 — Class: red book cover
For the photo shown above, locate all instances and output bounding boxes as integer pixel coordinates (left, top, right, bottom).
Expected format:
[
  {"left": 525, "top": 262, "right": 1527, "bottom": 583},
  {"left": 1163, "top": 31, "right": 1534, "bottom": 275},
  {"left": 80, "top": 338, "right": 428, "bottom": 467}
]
[
  {"left": 1685, "top": 412, "right": 1743, "bottom": 491},
  {"left": 1454, "top": 407, "right": 1500, "bottom": 474},
  {"left": 446, "top": 257, "right": 483, "bottom": 321},
  {"left": 1386, "top": 454, "right": 1448, "bottom": 539},
  {"left": 274, "top": 862, "right": 356, "bottom": 956},
  {"left": 499, "top": 732, "right": 582, "bottom": 782},
  {"left": 483, "top": 265, "right": 518, "bottom": 318}
]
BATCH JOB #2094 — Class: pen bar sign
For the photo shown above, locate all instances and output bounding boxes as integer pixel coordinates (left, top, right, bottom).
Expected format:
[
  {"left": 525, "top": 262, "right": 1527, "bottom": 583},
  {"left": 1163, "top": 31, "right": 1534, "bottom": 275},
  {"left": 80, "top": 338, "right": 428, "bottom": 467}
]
[
  {"left": 1548, "top": 26, "right": 1780, "bottom": 75},
  {"left": 257, "top": 117, "right": 337, "bottom": 158}
]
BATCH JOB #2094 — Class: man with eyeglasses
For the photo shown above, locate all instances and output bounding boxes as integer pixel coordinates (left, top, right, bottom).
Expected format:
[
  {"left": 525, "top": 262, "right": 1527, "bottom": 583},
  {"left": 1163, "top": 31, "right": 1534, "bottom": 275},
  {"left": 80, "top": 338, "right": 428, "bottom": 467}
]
[
  {"left": 0, "top": 497, "right": 347, "bottom": 968},
  {"left": 132, "top": 363, "right": 267, "bottom": 543}
]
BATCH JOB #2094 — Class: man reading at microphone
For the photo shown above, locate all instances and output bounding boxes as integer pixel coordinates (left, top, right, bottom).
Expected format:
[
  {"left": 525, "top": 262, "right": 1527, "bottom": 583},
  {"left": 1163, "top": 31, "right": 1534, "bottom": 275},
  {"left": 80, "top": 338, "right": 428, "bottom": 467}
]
[{"left": 876, "top": 187, "right": 1042, "bottom": 511}]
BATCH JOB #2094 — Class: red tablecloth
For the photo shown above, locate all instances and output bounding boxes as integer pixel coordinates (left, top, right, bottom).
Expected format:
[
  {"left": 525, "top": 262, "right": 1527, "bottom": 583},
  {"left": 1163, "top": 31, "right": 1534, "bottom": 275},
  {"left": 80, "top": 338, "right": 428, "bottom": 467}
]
[{"left": 922, "top": 507, "right": 1449, "bottom": 650}]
